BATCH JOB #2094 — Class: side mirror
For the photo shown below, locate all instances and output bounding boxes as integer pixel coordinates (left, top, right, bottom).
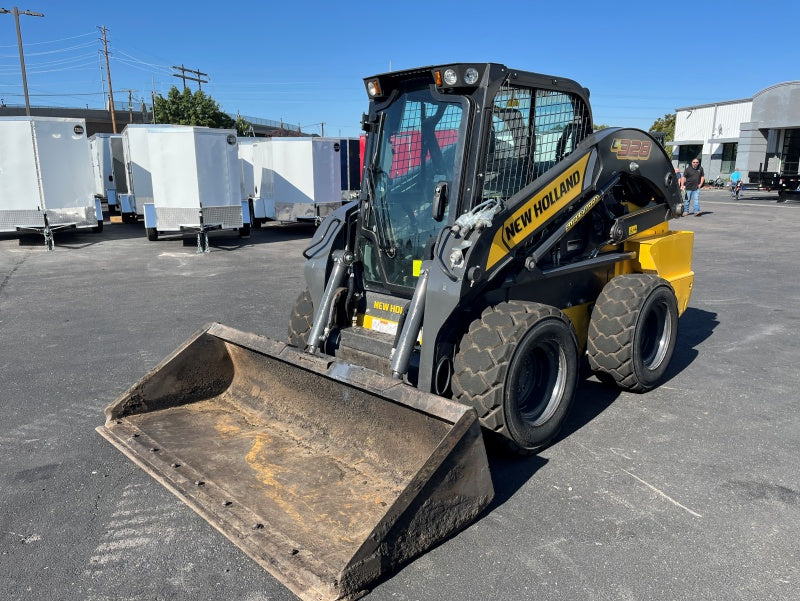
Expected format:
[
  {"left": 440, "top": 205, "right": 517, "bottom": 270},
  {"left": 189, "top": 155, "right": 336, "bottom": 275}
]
[
  {"left": 361, "top": 113, "right": 372, "bottom": 132},
  {"left": 432, "top": 181, "right": 448, "bottom": 222}
]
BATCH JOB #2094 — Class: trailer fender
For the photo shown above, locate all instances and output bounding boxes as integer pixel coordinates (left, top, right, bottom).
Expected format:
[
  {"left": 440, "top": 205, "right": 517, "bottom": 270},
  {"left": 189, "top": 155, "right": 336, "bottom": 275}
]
[
  {"left": 119, "top": 194, "right": 136, "bottom": 215},
  {"left": 143, "top": 203, "right": 156, "bottom": 228}
]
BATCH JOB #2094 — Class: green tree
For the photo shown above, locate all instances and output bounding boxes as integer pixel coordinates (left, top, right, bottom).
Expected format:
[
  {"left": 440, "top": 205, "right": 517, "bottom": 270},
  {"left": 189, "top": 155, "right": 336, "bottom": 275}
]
[
  {"left": 153, "top": 86, "right": 235, "bottom": 129},
  {"left": 234, "top": 115, "right": 253, "bottom": 137},
  {"left": 650, "top": 113, "right": 676, "bottom": 155},
  {"left": 594, "top": 123, "right": 611, "bottom": 131}
]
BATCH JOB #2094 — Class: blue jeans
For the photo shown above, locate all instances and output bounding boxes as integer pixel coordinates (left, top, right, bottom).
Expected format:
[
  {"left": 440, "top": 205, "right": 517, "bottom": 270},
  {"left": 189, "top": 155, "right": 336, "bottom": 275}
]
[{"left": 684, "top": 189, "right": 700, "bottom": 213}]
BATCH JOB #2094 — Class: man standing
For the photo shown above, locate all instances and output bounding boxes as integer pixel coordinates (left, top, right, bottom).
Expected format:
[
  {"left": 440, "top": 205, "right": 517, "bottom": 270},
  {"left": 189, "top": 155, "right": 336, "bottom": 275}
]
[{"left": 682, "top": 158, "right": 705, "bottom": 215}]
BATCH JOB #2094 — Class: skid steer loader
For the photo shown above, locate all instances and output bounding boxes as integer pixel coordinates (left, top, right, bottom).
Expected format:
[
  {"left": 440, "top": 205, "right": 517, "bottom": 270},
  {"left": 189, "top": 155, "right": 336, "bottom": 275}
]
[{"left": 98, "top": 63, "right": 693, "bottom": 601}]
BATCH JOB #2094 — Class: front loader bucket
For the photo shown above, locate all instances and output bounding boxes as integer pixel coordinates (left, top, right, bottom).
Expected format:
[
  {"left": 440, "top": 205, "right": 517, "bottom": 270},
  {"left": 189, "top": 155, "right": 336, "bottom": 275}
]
[{"left": 97, "top": 323, "right": 493, "bottom": 601}]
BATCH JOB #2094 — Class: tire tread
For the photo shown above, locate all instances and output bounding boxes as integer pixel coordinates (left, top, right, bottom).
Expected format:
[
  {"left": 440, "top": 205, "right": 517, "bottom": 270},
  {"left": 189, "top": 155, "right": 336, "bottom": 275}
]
[
  {"left": 587, "top": 274, "right": 677, "bottom": 392},
  {"left": 452, "top": 301, "right": 575, "bottom": 452}
]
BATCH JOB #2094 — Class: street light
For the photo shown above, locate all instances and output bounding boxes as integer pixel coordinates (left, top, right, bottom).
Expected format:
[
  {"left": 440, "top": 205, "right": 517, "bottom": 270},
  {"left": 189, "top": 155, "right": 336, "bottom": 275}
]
[{"left": 0, "top": 6, "right": 44, "bottom": 116}]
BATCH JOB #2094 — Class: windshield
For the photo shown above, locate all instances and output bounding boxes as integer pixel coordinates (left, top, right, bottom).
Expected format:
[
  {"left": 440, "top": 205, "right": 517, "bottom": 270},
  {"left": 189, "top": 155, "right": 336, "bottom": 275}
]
[{"left": 361, "top": 87, "right": 466, "bottom": 291}]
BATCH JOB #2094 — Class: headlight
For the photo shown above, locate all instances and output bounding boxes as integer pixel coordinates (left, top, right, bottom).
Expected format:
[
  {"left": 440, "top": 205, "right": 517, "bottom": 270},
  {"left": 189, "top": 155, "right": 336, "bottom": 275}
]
[
  {"left": 432, "top": 65, "right": 484, "bottom": 90},
  {"left": 366, "top": 79, "right": 382, "bottom": 97},
  {"left": 463, "top": 67, "right": 479, "bottom": 85}
]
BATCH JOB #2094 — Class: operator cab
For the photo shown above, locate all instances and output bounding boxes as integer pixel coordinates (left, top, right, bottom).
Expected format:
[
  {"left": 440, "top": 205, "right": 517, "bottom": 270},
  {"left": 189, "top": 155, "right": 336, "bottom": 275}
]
[{"left": 358, "top": 63, "right": 593, "bottom": 296}]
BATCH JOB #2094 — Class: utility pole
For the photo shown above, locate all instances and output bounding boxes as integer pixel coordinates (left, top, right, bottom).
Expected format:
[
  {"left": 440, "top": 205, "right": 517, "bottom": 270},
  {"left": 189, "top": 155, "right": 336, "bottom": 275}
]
[
  {"left": 151, "top": 76, "right": 156, "bottom": 124},
  {"left": 98, "top": 26, "right": 117, "bottom": 133},
  {"left": 171, "top": 64, "right": 208, "bottom": 91},
  {"left": 0, "top": 6, "right": 44, "bottom": 117},
  {"left": 119, "top": 88, "right": 135, "bottom": 123}
]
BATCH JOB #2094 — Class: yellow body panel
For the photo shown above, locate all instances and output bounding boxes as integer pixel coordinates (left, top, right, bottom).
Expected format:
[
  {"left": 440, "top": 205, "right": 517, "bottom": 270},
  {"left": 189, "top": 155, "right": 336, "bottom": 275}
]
[
  {"left": 562, "top": 302, "right": 592, "bottom": 352},
  {"left": 562, "top": 224, "right": 694, "bottom": 348},
  {"left": 622, "top": 225, "right": 695, "bottom": 315}
]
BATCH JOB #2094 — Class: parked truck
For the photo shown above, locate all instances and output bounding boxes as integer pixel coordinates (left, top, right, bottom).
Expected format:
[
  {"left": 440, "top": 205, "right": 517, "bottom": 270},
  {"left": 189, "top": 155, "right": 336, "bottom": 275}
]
[
  {"left": 747, "top": 170, "right": 800, "bottom": 199},
  {"left": 0, "top": 116, "right": 103, "bottom": 249}
]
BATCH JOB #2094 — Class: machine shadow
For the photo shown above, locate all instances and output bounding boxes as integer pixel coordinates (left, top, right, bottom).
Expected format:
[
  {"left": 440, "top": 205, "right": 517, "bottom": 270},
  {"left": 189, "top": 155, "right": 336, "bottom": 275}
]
[
  {"left": 483, "top": 305, "right": 719, "bottom": 513},
  {"left": 668, "top": 306, "right": 718, "bottom": 375}
]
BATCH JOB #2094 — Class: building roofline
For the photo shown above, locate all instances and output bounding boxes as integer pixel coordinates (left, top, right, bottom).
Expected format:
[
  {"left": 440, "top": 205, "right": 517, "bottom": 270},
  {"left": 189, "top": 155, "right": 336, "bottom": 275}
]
[
  {"left": 753, "top": 81, "right": 800, "bottom": 98},
  {"left": 676, "top": 80, "right": 800, "bottom": 112},
  {"left": 676, "top": 97, "right": 752, "bottom": 112}
]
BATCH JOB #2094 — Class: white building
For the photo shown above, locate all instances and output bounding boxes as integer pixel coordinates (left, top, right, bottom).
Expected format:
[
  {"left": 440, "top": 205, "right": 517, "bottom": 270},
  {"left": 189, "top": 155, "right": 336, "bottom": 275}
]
[{"left": 672, "top": 81, "right": 800, "bottom": 184}]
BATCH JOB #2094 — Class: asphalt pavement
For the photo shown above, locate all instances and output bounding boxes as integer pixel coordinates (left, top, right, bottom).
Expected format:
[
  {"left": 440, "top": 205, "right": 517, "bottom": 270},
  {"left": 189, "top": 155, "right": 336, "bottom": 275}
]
[{"left": 1, "top": 188, "right": 798, "bottom": 601}]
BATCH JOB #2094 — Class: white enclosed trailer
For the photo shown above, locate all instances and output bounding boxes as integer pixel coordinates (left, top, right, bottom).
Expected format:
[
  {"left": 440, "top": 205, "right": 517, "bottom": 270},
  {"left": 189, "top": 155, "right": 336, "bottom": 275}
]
[
  {"left": 238, "top": 137, "right": 275, "bottom": 228},
  {"left": 89, "top": 133, "right": 127, "bottom": 211},
  {"left": 119, "top": 124, "right": 168, "bottom": 224},
  {"left": 250, "top": 139, "right": 273, "bottom": 227},
  {"left": 0, "top": 117, "right": 102, "bottom": 249},
  {"left": 257, "top": 137, "right": 345, "bottom": 225},
  {"left": 143, "top": 126, "right": 248, "bottom": 250},
  {"left": 238, "top": 137, "right": 257, "bottom": 202}
]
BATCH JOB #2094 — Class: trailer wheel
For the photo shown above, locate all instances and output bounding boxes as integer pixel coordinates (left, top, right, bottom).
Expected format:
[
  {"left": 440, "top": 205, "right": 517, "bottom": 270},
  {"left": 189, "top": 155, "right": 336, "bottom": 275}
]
[
  {"left": 146, "top": 227, "right": 158, "bottom": 241},
  {"left": 288, "top": 289, "right": 314, "bottom": 348},
  {"left": 248, "top": 200, "right": 264, "bottom": 229},
  {"left": 92, "top": 220, "right": 103, "bottom": 233},
  {"left": 121, "top": 212, "right": 137, "bottom": 224},
  {"left": 452, "top": 301, "right": 579, "bottom": 454},
  {"left": 587, "top": 274, "right": 678, "bottom": 392},
  {"left": 239, "top": 223, "right": 251, "bottom": 238}
]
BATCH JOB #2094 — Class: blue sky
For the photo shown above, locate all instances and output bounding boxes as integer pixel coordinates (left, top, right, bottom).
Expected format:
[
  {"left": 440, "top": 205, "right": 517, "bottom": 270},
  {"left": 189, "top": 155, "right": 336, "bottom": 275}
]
[{"left": 2, "top": 0, "right": 798, "bottom": 137}]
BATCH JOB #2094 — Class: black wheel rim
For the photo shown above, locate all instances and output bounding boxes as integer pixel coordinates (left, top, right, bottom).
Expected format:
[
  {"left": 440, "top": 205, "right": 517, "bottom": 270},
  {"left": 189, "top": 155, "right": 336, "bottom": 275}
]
[
  {"left": 510, "top": 335, "right": 566, "bottom": 427},
  {"left": 639, "top": 297, "right": 672, "bottom": 370}
]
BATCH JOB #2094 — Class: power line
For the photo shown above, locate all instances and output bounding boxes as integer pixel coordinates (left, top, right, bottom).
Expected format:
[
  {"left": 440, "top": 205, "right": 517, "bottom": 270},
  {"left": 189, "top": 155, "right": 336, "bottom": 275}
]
[
  {"left": 114, "top": 49, "right": 171, "bottom": 73},
  {"left": 1, "top": 90, "right": 103, "bottom": 96},
  {"left": 113, "top": 56, "right": 171, "bottom": 76},
  {"left": 0, "top": 40, "right": 95, "bottom": 58},
  {"left": 0, "top": 29, "right": 92, "bottom": 48},
  {"left": 0, "top": 52, "right": 95, "bottom": 71}
]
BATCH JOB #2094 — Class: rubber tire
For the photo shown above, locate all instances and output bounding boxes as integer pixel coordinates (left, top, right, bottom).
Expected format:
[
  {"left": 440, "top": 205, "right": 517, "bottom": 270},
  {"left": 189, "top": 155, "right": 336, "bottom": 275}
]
[
  {"left": 146, "top": 227, "right": 158, "bottom": 241},
  {"left": 92, "top": 220, "right": 103, "bottom": 233},
  {"left": 121, "top": 212, "right": 137, "bottom": 224},
  {"left": 587, "top": 274, "right": 678, "bottom": 392},
  {"left": 239, "top": 223, "right": 251, "bottom": 238},
  {"left": 287, "top": 289, "right": 314, "bottom": 348},
  {"left": 452, "top": 301, "right": 580, "bottom": 454}
]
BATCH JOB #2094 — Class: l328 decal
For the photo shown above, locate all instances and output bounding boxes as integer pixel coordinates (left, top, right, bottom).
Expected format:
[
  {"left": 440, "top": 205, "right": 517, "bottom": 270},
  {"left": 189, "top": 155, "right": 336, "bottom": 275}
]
[{"left": 611, "top": 138, "right": 652, "bottom": 160}]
